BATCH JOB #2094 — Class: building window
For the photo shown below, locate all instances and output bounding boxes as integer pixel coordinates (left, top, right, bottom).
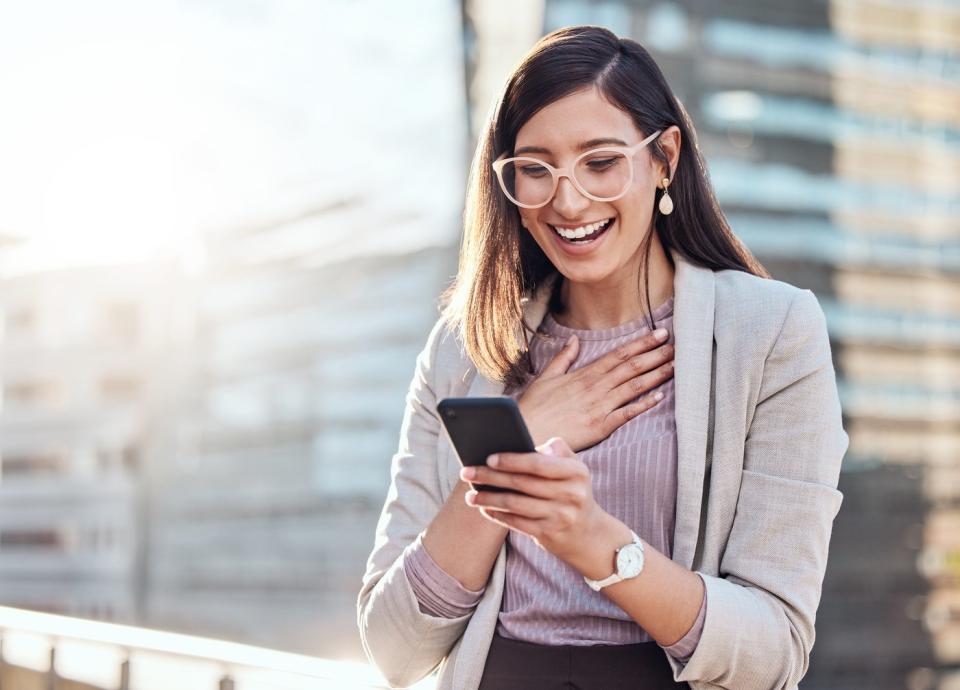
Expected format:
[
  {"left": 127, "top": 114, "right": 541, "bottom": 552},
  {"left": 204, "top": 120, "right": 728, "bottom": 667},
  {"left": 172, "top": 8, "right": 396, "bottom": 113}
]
[
  {"left": 100, "top": 374, "right": 141, "bottom": 402},
  {"left": 0, "top": 530, "right": 62, "bottom": 549},
  {"left": 545, "top": 0, "right": 632, "bottom": 36},
  {"left": 4, "top": 308, "right": 35, "bottom": 338},
  {"left": 102, "top": 303, "right": 140, "bottom": 346},
  {"left": 2, "top": 452, "right": 64, "bottom": 476},
  {"left": 2, "top": 380, "right": 67, "bottom": 408},
  {"left": 646, "top": 3, "right": 690, "bottom": 53},
  {"left": 122, "top": 446, "right": 139, "bottom": 473}
]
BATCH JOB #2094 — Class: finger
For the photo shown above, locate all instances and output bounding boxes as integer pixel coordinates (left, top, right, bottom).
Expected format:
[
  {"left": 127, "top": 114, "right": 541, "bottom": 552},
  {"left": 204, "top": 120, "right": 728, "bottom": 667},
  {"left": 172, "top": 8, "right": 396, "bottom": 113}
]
[
  {"left": 462, "top": 466, "right": 562, "bottom": 499},
  {"left": 602, "top": 391, "right": 665, "bottom": 432},
  {"left": 607, "top": 358, "right": 674, "bottom": 409},
  {"left": 481, "top": 508, "right": 541, "bottom": 536},
  {"left": 490, "top": 451, "right": 580, "bottom": 479},
  {"left": 539, "top": 334, "right": 579, "bottom": 377},
  {"left": 588, "top": 328, "right": 670, "bottom": 375},
  {"left": 606, "top": 342, "right": 673, "bottom": 390},
  {"left": 469, "top": 488, "right": 552, "bottom": 518}
]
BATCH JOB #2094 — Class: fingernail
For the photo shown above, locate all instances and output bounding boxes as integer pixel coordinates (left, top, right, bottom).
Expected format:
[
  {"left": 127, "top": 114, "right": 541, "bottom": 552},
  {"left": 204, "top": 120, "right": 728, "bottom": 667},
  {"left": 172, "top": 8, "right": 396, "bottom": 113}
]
[
  {"left": 654, "top": 391, "right": 664, "bottom": 401},
  {"left": 461, "top": 467, "right": 475, "bottom": 479},
  {"left": 654, "top": 328, "right": 668, "bottom": 341},
  {"left": 487, "top": 454, "right": 499, "bottom": 467}
]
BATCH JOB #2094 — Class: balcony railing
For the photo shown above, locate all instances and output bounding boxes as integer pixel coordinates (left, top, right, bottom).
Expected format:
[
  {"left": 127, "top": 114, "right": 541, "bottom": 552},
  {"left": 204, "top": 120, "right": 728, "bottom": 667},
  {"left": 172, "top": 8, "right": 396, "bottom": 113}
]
[{"left": 0, "top": 604, "right": 436, "bottom": 690}]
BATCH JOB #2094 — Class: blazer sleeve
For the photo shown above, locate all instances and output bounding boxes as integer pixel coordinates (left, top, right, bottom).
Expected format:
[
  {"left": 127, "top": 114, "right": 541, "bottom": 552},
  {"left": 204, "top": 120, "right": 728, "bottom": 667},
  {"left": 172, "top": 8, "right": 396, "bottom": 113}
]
[
  {"left": 671, "top": 288, "right": 848, "bottom": 690},
  {"left": 356, "top": 317, "right": 475, "bottom": 688}
]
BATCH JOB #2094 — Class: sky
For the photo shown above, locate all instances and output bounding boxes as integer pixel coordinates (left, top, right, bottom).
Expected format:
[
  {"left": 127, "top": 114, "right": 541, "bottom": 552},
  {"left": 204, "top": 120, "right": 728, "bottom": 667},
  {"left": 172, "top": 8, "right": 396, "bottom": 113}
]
[{"left": 0, "top": 0, "right": 468, "bottom": 275}]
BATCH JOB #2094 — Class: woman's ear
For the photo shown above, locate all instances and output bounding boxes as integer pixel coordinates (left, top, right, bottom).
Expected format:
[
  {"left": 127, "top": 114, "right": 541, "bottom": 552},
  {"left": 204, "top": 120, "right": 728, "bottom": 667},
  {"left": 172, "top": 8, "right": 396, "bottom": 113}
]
[{"left": 656, "top": 125, "right": 682, "bottom": 181}]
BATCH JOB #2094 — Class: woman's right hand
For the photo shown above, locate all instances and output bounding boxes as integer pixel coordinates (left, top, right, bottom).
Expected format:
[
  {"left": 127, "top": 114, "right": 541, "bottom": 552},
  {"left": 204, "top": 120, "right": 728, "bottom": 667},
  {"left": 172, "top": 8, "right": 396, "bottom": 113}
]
[{"left": 517, "top": 328, "right": 674, "bottom": 452}]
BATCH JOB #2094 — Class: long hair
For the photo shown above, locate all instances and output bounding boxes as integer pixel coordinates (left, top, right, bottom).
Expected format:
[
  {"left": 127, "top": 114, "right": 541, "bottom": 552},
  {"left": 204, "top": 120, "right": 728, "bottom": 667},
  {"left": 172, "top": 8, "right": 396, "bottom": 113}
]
[{"left": 440, "top": 25, "right": 769, "bottom": 387}]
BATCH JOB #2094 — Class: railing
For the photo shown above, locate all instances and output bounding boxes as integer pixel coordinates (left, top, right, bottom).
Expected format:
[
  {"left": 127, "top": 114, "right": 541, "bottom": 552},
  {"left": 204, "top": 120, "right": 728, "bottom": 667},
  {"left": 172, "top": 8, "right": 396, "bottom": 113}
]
[{"left": 0, "top": 605, "right": 437, "bottom": 690}]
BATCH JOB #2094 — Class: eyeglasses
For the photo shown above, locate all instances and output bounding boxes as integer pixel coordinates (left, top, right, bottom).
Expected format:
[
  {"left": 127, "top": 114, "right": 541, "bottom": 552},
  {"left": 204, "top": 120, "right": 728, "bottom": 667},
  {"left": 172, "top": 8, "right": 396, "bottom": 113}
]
[{"left": 491, "top": 130, "right": 662, "bottom": 209}]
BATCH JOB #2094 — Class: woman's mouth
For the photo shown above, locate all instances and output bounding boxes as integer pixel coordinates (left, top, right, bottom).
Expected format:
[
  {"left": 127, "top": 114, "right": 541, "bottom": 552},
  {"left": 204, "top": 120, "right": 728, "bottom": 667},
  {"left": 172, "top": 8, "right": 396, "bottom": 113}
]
[{"left": 547, "top": 218, "right": 615, "bottom": 252}]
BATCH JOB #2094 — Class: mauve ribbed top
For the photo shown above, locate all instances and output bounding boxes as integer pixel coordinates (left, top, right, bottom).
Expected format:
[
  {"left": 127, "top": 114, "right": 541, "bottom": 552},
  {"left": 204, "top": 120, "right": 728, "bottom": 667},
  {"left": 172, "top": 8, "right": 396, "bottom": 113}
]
[{"left": 402, "top": 295, "right": 706, "bottom": 662}]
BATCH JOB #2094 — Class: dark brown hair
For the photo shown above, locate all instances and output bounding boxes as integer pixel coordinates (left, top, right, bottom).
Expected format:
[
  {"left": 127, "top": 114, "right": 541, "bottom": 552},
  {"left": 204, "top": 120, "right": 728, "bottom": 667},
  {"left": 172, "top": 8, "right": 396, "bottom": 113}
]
[{"left": 440, "top": 25, "right": 769, "bottom": 387}]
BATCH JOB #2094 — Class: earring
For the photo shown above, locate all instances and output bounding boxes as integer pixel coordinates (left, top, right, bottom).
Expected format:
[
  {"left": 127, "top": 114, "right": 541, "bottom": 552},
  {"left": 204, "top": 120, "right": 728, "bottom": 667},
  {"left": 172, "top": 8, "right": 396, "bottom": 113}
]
[{"left": 658, "top": 177, "right": 674, "bottom": 216}]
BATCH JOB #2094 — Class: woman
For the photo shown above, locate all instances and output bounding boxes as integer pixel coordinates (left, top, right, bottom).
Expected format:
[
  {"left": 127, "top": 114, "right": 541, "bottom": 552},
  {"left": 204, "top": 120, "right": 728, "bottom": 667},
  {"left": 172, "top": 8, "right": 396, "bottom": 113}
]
[{"left": 357, "top": 25, "right": 847, "bottom": 690}]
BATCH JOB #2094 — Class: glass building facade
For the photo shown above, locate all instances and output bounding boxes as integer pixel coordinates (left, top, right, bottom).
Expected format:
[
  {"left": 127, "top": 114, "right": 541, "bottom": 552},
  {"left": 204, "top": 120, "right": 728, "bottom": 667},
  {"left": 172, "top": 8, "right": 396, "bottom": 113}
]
[{"left": 535, "top": 1, "right": 960, "bottom": 687}]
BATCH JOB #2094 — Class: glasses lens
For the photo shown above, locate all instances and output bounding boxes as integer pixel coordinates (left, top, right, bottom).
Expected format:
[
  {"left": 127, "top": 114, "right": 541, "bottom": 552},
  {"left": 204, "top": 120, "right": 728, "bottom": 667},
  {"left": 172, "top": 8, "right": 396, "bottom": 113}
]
[
  {"left": 574, "top": 150, "right": 630, "bottom": 200},
  {"left": 500, "top": 158, "right": 554, "bottom": 207}
]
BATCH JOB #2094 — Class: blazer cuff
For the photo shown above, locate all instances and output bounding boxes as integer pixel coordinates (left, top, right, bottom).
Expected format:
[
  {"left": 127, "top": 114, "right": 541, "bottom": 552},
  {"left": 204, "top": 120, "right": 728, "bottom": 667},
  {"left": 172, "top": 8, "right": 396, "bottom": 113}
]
[
  {"left": 403, "top": 532, "right": 486, "bottom": 618},
  {"left": 662, "top": 570, "right": 811, "bottom": 689},
  {"left": 659, "top": 572, "right": 706, "bottom": 662},
  {"left": 358, "top": 544, "right": 475, "bottom": 687}
]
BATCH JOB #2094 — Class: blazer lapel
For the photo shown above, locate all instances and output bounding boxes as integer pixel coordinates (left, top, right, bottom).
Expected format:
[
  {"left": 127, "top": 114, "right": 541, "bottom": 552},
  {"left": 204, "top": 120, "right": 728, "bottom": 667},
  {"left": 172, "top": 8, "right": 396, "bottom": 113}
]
[
  {"left": 457, "top": 249, "right": 715, "bottom": 570},
  {"left": 668, "top": 247, "right": 715, "bottom": 571}
]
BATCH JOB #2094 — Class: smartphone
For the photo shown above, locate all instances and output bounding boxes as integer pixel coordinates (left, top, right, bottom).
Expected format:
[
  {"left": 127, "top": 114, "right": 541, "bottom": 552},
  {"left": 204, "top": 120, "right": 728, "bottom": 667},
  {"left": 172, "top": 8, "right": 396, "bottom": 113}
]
[{"left": 436, "top": 396, "right": 536, "bottom": 494}]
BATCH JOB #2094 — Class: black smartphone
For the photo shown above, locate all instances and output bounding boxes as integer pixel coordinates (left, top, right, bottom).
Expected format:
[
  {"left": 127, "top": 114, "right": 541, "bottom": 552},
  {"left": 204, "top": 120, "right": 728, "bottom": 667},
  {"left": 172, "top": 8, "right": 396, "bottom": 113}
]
[{"left": 436, "top": 396, "right": 536, "bottom": 494}]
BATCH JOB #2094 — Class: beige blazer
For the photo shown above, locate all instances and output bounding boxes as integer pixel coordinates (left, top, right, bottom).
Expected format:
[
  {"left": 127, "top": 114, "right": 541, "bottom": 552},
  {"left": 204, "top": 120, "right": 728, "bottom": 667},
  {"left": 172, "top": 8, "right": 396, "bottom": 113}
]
[{"left": 357, "top": 247, "right": 848, "bottom": 690}]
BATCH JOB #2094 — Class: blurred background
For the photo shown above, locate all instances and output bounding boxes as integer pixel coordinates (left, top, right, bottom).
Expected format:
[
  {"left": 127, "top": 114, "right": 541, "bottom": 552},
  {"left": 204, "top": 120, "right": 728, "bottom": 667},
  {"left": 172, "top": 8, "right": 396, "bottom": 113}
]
[{"left": 0, "top": 0, "right": 957, "bottom": 689}]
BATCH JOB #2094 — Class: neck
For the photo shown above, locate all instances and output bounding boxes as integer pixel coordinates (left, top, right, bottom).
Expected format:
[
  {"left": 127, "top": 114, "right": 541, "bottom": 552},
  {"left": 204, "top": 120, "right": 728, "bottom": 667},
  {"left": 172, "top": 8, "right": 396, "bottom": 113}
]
[{"left": 553, "top": 232, "right": 675, "bottom": 331}]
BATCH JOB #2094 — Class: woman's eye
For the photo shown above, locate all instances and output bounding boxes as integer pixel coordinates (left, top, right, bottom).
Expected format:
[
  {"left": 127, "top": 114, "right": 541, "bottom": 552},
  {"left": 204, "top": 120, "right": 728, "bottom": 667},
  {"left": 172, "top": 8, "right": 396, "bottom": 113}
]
[
  {"left": 520, "top": 164, "right": 549, "bottom": 177},
  {"left": 586, "top": 158, "right": 618, "bottom": 170}
]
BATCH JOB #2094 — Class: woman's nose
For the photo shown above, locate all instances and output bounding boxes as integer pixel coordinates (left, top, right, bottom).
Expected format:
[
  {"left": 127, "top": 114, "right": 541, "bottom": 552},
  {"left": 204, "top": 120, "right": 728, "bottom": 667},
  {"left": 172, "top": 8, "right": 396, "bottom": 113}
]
[{"left": 551, "top": 176, "right": 591, "bottom": 216}]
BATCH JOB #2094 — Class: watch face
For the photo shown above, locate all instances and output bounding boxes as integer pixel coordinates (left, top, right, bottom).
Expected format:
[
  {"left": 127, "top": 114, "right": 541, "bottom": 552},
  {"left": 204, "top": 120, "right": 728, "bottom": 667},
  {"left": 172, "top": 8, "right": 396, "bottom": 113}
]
[{"left": 616, "top": 544, "right": 644, "bottom": 578}]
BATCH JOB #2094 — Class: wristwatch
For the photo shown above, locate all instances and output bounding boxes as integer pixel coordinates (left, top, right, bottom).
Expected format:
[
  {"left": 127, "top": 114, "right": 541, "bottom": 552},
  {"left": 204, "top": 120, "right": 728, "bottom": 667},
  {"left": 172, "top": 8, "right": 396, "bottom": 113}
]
[{"left": 582, "top": 529, "right": 645, "bottom": 591}]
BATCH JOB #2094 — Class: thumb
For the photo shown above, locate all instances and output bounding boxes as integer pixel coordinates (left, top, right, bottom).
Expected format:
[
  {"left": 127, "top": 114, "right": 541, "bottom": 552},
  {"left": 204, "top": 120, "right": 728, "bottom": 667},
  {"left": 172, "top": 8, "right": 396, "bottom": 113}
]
[
  {"left": 538, "top": 436, "right": 575, "bottom": 458},
  {"left": 540, "top": 335, "right": 579, "bottom": 377}
]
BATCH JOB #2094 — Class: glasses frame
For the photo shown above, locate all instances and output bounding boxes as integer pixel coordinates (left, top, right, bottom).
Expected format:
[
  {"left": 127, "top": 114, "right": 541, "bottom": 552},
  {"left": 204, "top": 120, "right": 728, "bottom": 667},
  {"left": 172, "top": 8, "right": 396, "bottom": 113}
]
[{"left": 491, "top": 129, "right": 663, "bottom": 209}]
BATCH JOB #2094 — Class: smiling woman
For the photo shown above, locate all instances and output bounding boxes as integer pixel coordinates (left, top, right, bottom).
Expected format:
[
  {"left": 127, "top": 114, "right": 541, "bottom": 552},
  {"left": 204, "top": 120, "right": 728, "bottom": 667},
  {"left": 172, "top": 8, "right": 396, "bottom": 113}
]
[
  {"left": 358, "top": 25, "right": 847, "bottom": 690},
  {"left": 442, "top": 28, "right": 766, "bottom": 387}
]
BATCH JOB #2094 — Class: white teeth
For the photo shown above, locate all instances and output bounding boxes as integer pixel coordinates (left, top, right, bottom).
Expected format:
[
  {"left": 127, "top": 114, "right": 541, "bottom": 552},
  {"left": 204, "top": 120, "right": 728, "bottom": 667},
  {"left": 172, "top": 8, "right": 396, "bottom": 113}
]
[{"left": 553, "top": 218, "right": 612, "bottom": 240}]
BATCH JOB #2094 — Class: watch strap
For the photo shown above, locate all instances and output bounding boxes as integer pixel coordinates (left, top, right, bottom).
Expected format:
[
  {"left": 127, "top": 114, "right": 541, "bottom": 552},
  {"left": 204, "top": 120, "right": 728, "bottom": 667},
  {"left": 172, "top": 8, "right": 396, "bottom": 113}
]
[{"left": 582, "top": 529, "right": 643, "bottom": 592}]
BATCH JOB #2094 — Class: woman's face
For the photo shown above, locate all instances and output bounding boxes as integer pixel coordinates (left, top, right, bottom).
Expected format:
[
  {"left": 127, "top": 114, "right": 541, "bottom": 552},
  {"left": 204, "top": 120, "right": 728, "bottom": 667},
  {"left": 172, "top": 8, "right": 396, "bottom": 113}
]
[{"left": 512, "top": 87, "right": 675, "bottom": 285}]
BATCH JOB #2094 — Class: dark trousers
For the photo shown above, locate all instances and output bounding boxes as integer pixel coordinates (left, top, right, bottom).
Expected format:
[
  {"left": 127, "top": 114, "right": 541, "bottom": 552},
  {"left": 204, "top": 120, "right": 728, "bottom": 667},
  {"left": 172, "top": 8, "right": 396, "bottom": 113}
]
[{"left": 478, "top": 631, "right": 692, "bottom": 690}]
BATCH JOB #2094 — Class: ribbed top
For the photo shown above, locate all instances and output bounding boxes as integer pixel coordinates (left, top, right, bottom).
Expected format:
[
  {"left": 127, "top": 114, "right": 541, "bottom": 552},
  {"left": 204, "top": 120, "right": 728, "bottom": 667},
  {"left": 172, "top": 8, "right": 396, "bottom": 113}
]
[{"left": 540, "top": 295, "right": 675, "bottom": 341}]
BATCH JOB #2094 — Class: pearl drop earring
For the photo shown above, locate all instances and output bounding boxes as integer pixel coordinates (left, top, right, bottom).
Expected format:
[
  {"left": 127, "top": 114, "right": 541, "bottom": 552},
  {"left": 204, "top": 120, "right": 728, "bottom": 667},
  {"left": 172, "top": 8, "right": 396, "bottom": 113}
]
[{"left": 658, "top": 177, "right": 674, "bottom": 216}]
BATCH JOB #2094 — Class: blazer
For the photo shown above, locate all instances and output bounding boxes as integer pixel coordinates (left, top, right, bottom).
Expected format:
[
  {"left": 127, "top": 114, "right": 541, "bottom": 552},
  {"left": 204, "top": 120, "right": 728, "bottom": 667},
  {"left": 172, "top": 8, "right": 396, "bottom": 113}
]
[{"left": 357, "top": 247, "right": 849, "bottom": 690}]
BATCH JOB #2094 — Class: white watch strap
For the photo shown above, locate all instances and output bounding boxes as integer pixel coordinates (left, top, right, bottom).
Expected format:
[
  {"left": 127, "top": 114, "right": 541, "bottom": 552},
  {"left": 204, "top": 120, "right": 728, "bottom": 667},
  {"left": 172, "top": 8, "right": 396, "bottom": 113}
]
[
  {"left": 586, "top": 571, "right": 624, "bottom": 591},
  {"left": 583, "top": 530, "right": 643, "bottom": 592}
]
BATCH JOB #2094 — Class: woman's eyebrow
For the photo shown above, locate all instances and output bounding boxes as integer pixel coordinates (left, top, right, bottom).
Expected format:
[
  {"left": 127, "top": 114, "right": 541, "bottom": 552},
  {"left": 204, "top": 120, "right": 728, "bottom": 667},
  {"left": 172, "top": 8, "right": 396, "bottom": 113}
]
[{"left": 514, "top": 137, "right": 628, "bottom": 155}]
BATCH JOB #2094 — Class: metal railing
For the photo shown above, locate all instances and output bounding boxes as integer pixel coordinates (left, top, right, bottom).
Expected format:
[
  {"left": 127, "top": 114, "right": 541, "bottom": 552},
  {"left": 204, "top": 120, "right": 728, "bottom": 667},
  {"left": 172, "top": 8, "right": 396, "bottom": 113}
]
[{"left": 0, "top": 605, "right": 436, "bottom": 690}]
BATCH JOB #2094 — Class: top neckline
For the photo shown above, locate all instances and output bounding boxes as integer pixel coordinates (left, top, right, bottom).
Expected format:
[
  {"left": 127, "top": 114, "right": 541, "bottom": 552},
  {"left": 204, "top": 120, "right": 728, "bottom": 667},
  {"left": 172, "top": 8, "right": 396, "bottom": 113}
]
[{"left": 539, "top": 295, "right": 675, "bottom": 341}]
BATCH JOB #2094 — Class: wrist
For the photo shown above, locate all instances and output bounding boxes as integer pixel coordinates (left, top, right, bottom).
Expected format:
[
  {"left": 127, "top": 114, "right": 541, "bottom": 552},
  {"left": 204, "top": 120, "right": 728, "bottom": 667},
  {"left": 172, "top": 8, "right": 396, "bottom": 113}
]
[
  {"left": 567, "top": 508, "right": 633, "bottom": 579},
  {"left": 453, "top": 480, "right": 509, "bottom": 536},
  {"left": 516, "top": 399, "right": 547, "bottom": 447}
]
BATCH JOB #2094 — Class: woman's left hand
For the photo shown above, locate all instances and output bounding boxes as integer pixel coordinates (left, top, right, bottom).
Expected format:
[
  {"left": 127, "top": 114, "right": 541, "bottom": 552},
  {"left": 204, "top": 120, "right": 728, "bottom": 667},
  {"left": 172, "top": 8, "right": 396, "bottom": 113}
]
[{"left": 459, "top": 436, "right": 606, "bottom": 562}]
